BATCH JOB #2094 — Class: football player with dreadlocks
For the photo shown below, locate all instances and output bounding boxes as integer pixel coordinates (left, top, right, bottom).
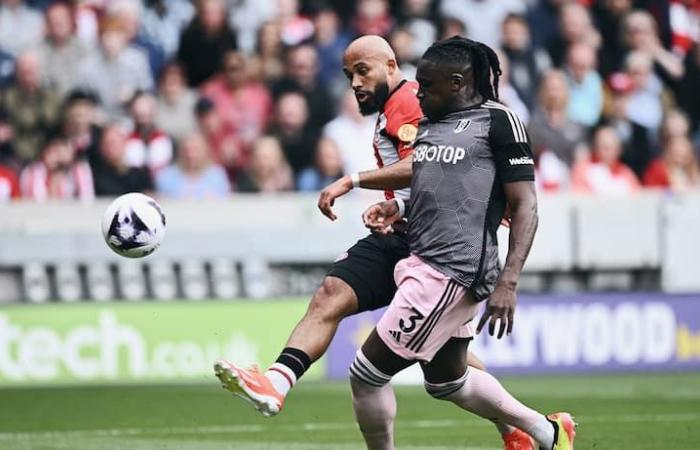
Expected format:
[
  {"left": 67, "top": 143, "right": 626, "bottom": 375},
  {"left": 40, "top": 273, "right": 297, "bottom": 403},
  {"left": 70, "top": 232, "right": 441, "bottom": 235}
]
[{"left": 321, "top": 36, "right": 577, "bottom": 450}]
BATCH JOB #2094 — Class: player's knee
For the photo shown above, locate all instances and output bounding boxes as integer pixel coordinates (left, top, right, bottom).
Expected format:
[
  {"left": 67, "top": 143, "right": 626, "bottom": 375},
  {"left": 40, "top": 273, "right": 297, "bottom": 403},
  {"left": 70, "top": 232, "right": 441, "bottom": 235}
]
[
  {"left": 307, "top": 277, "right": 357, "bottom": 323},
  {"left": 424, "top": 370, "right": 468, "bottom": 400},
  {"left": 349, "top": 350, "right": 392, "bottom": 390}
]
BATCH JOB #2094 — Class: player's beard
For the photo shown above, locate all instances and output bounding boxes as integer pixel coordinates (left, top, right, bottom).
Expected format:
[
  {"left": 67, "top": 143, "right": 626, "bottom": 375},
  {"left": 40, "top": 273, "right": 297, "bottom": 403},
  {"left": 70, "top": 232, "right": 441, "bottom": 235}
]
[{"left": 356, "top": 81, "right": 390, "bottom": 116}]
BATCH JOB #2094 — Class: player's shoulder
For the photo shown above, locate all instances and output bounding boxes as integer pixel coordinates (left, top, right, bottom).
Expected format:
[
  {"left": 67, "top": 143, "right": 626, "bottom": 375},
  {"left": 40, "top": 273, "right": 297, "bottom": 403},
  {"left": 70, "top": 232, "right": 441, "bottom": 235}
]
[
  {"left": 384, "top": 80, "right": 421, "bottom": 117},
  {"left": 384, "top": 80, "right": 422, "bottom": 139},
  {"left": 389, "top": 80, "right": 419, "bottom": 101},
  {"left": 481, "top": 100, "right": 529, "bottom": 144}
]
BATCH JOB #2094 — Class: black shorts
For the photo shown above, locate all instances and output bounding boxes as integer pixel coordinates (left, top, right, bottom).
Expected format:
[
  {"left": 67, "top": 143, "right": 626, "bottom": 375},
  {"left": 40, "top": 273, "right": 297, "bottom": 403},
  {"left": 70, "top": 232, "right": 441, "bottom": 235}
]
[{"left": 327, "top": 232, "right": 410, "bottom": 313}]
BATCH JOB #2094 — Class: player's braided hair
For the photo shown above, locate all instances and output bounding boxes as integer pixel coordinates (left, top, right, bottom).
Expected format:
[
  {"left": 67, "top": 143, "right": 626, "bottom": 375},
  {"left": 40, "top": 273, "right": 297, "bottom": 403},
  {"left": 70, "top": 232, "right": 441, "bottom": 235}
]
[{"left": 423, "top": 36, "right": 502, "bottom": 102}]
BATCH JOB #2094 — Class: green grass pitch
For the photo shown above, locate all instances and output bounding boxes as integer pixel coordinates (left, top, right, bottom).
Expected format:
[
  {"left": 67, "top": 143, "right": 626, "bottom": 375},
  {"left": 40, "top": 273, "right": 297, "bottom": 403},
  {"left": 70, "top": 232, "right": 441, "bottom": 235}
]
[{"left": 1, "top": 373, "right": 699, "bottom": 450}]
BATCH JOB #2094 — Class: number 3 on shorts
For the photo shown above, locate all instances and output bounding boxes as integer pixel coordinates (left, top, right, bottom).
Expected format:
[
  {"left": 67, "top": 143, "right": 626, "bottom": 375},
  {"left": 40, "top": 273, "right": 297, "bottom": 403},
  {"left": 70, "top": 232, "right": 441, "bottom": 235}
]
[{"left": 399, "top": 307, "right": 425, "bottom": 333}]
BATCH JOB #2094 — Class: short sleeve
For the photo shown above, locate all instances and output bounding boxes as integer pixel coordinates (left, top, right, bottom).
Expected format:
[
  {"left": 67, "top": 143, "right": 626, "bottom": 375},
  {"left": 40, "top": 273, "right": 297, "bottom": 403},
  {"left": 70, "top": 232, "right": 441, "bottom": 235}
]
[
  {"left": 488, "top": 107, "right": 535, "bottom": 183},
  {"left": 384, "top": 82, "right": 422, "bottom": 159}
]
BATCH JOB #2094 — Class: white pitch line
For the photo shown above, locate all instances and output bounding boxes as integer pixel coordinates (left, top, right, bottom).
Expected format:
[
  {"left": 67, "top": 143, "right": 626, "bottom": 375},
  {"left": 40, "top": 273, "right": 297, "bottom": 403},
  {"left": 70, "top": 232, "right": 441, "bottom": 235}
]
[{"left": 0, "top": 412, "right": 698, "bottom": 442}]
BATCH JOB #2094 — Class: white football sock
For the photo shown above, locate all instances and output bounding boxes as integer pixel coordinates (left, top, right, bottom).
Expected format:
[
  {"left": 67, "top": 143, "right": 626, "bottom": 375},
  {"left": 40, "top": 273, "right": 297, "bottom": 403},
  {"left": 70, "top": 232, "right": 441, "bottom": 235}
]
[{"left": 265, "top": 363, "right": 296, "bottom": 396}]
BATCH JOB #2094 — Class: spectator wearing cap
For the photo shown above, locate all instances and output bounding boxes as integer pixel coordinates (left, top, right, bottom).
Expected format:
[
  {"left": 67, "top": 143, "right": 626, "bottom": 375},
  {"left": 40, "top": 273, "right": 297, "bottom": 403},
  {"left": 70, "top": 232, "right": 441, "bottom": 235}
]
[
  {"left": 0, "top": 162, "right": 19, "bottom": 201},
  {"left": 20, "top": 135, "right": 94, "bottom": 201},
  {"left": 155, "top": 131, "right": 230, "bottom": 199},
  {"left": 644, "top": 136, "right": 700, "bottom": 192},
  {"left": 500, "top": 13, "right": 551, "bottom": 111},
  {"left": 76, "top": 16, "right": 153, "bottom": 118},
  {"left": 0, "top": 50, "right": 61, "bottom": 165},
  {"left": 123, "top": 91, "right": 174, "bottom": 174},
  {"left": 605, "top": 71, "right": 655, "bottom": 178},
  {"left": 36, "top": 2, "right": 92, "bottom": 98},
  {"left": 572, "top": 125, "right": 641, "bottom": 195},
  {"left": 565, "top": 41, "right": 603, "bottom": 127},
  {"left": 155, "top": 61, "right": 198, "bottom": 141},
  {"left": 176, "top": 0, "right": 237, "bottom": 87},
  {"left": 236, "top": 136, "right": 293, "bottom": 193},
  {"left": 92, "top": 124, "right": 153, "bottom": 197},
  {"left": 0, "top": 0, "right": 43, "bottom": 56},
  {"left": 194, "top": 96, "right": 245, "bottom": 181},
  {"left": 272, "top": 44, "right": 335, "bottom": 130},
  {"left": 201, "top": 51, "right": 272, "bottom": 152},
  {"left": 528, "top": 69, "right": 586, "bottom": 168},
  {"left": 59, "top": 90, "right": 102, "bottom": 168}
]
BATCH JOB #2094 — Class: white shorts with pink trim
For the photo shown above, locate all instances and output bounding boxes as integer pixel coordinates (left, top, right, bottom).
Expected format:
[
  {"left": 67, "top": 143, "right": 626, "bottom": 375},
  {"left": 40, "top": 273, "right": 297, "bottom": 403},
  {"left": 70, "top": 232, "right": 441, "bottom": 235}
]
[{"left": 376, "top": 254, "right": 479, "bottom": 362}]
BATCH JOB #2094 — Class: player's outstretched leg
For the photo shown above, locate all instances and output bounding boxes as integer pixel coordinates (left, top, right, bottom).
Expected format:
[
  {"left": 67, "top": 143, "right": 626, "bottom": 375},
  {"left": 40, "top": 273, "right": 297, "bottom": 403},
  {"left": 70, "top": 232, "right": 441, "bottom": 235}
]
[
  {"left": 467, "top": 352, "right": 535, "bottom": 449},
  {"left": 423, "top": 339, "right": 576, "bottom": 450},
  {"left": 215, "top": 276, "right": 358, "bottom": 416}
]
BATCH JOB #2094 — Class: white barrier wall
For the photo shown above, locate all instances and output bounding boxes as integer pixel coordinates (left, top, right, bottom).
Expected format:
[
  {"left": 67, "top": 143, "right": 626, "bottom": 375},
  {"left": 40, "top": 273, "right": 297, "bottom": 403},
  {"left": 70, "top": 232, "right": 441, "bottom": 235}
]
[{"left": 1, "top": 191, "right": 700, "bottom": 301}]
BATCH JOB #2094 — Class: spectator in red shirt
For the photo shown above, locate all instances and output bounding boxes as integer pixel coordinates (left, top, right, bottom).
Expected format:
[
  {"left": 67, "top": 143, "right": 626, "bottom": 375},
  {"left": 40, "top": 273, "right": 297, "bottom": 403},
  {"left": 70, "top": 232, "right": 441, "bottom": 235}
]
[
  {"left": 0, "top": 163, "right": 19, "bottom": 201},
  {"left": 124, "top": 91, "right": 174, "bottom": 174},
  {"left": 92, "top": 124, "right": 154, "bottom": 197},
  {"left": 194, "top": 96, "right": 245, "bottom": 182},
  {"left": 572, "top": 125, "right": 641, "bottom": 195},
  {"left": 644, "top": 136, "right": 700, "bottom": 191},
  {"left": 20, "top": 136, "right": 94, "bottom": 201},
  {"left": 200, "top": 50, "right": 272, "bottom": 152}
]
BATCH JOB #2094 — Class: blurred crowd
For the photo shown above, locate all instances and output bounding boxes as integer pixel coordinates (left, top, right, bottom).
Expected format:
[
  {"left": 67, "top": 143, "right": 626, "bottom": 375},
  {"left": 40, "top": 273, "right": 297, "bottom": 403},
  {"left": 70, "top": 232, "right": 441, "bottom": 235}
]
[{"left": 0, "top": 0, "right": 699, "bottom": 202}]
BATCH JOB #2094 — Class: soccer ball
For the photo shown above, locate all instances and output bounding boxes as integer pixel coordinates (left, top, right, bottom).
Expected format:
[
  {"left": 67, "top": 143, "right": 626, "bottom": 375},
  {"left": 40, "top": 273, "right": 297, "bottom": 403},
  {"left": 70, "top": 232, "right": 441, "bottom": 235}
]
[{"left": 101, "top": 193, "right": 166, "bottom": 258}]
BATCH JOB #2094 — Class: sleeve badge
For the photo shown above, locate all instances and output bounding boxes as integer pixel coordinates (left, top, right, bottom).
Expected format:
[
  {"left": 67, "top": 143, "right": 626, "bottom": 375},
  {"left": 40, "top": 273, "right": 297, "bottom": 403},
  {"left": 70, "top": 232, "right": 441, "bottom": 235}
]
[{"left": 397, "top": 124, "right": 418, "bottom": 142}]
